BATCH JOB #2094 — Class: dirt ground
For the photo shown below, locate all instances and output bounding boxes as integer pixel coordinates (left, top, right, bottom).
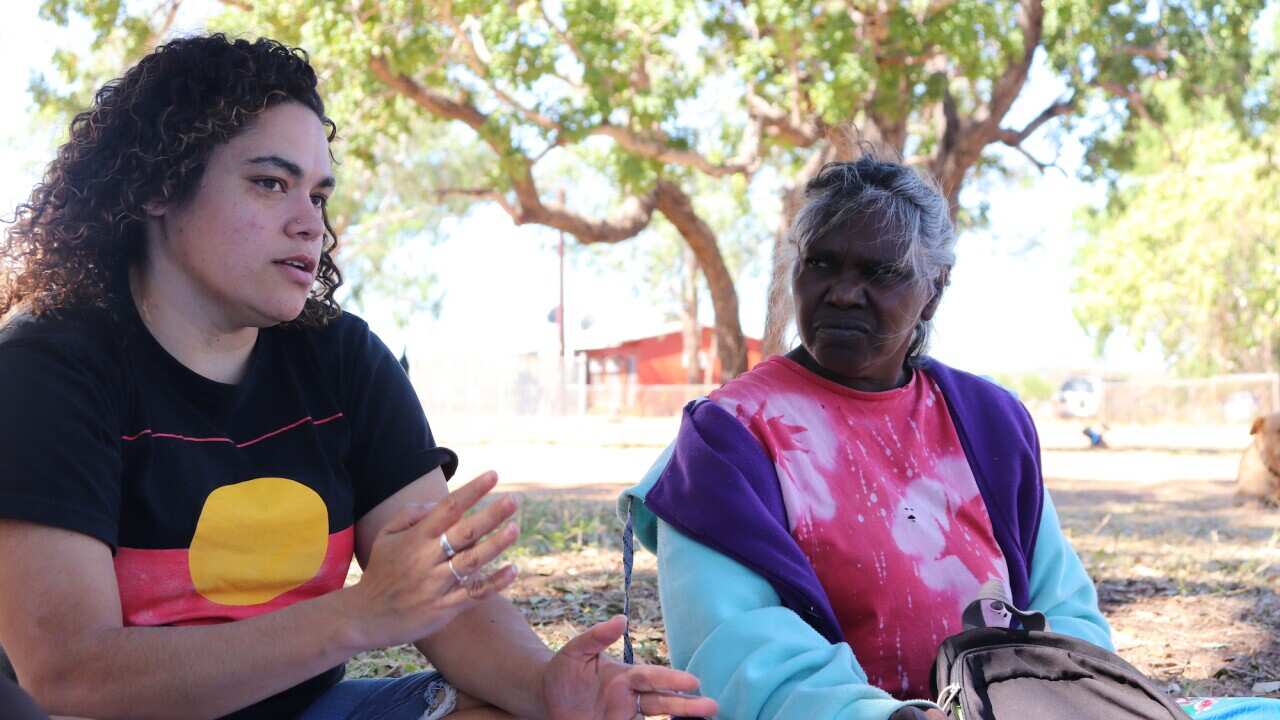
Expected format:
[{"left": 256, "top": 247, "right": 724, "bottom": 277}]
[
  {"left": 349, "top": 431, "right": 1280, "bottom": 704},
  {"left": 1050, "top": 469, "right": 1280, "bottom": 698}
]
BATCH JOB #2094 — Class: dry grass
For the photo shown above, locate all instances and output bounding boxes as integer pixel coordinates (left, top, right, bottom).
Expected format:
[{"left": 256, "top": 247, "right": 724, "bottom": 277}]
[
  {"left": 347, "top": 461, "right": 1280, "bottom": 702},
  {"left": 344, "top": 488, "right": 651, "bottom": 678}
]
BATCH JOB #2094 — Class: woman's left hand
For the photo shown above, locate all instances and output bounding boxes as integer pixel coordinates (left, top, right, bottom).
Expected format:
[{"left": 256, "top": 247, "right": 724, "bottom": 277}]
[{"left": 540, "top": 615, "right": 719, "bottom": 719}]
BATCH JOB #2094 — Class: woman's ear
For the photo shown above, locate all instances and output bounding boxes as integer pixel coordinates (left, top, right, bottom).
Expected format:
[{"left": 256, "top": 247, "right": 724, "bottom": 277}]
[{"left": 919, "top": 267, "right": 950, "bottom": 321}]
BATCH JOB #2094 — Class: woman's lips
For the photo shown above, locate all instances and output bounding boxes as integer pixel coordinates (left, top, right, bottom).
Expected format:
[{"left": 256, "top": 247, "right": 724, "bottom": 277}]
[
  {"left": 815, "top": 322, "right": 871, "bottom": 338},
  {"left": 273, "top": 261, "right": 315, "bottom": 286}
]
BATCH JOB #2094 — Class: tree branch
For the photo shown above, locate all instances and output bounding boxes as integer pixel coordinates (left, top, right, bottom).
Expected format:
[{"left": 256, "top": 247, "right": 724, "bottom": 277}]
[
  {"left": 370, "top": 56, "right": 490, "bottom": 130},
  {"left": 430, "top": 186, "right": 518, "bottom": 218},
  {"left": 928, "top": 0, "right": 1046, "bottom": 205},
  {"left": 875, "top": 47, "right": 943, "bottom": 67},
  {"left": 157, "top": 0, "right": 183, "bottom": 34},
  {"left": 368, "top": 55, "right": 662, "bottom": 245},
  {"left": 509, "top": 189, "right": 662, "bottom": 245},
  {"left": 984, "top": 0, "right": 1045, "bottom": 130},
  {"left": 992, "top": 96, "right": 1075, "bottom": 174},
  {"left": 746, "top": 91, "right": 822, "bottom": 147},
  {"left": 538, "top": 0, "right": 588, "bottom": 88},
  {"left": 586, "top": 125, "right": 761, "bottom": 177},
  {"left": 848, "top": 5, "right": 890, "bottom": 60},
  {"left": 1117, "top": 43, "right": 1171, "bottom": 61},
  {"left": 433, "top": 4, "right": 760, "bottom": 179},
  {"left": 920, "top": 0, "right": 957, "bottom": 22},
  {"left": 1100, "top": 81, "right": 1181, "bottom": 162},
  {"left": 1100, "top": 82, "right": 1153, "bottom": 122},
  {"left": 1010, "top": 143, "right": 1058, "bottom": 173},
  {"left": 445, "top": 13, "right": 561, "bottom": 132},
  {"left": 144, "top": 0, "right": 184, "bottom": 46},
  {"left": 939, "top": 84, "right": 962, "bottom": 157},
  {"left": 995, "top": 96, "right": 1076, "bottom": 147},
  {"left": 761, "top": 142, "right": 837, "bottom": 357}
]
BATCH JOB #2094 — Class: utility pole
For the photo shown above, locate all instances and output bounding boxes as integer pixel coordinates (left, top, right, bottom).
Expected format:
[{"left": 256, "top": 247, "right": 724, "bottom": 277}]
[
  {"left": 557, "top": 189, "right": 570, "bottom": 414},
  {"left": 682, "top": 243, "right": 702, "bottom": 384},
  {"left": 558, "top": 189, "right": 566, "bottom": 359}
]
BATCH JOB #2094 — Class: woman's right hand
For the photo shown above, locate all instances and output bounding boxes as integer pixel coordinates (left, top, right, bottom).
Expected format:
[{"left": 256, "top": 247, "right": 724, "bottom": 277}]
[{"left": 339, "top": 471, "right": 520, "bottom": 650}]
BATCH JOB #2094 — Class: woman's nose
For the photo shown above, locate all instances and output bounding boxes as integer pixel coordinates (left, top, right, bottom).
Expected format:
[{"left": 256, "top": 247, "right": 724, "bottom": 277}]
[
  {"left": 826, "top": 274, "right": 868, "bottom": 307},
  {"left": 286, "top": 197, "right": 324, "bottom": 241}
]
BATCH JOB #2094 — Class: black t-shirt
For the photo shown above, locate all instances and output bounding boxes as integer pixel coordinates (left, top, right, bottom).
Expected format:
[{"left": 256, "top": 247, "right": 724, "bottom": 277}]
[
  {"left": 0, "top": 675, "right": 49, "bottom": 720},
  {"left": 0, "top": 296, "right": 457, "bottom": 719}
]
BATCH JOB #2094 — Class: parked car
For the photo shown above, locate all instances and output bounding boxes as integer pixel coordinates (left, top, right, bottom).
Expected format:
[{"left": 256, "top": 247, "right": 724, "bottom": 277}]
[
  {"left": 1056, "top": 376, "right": 1102, "bottom": 418},
  {"left": 1223, "top": 390, "right": 1259, "bottom": 424}
]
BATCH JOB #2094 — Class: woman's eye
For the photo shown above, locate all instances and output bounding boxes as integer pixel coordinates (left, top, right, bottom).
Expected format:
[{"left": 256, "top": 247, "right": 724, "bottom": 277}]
[
  {"left": 804, "top": 257, "right": 829, "bottom": 269},
  {"left": 310, "top": 194, "right": 328, "bottom": 209},
  {"left": 254, "top": 177, "right": 286, "bottom": 193},
  {"left": 871, "top": 267, "right": 909, "bottom": 284}
]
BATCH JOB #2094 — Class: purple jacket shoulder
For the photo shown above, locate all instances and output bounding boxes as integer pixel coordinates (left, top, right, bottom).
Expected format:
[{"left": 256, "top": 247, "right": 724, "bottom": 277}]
[{"left": 643, "top": 358, "right": 1044, "bottom": 644}]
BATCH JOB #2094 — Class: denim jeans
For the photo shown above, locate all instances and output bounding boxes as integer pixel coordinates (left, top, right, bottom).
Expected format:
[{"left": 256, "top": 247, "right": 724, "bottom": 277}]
[{"left": 298, "top": 672, "right": 456, "bottom": 720}]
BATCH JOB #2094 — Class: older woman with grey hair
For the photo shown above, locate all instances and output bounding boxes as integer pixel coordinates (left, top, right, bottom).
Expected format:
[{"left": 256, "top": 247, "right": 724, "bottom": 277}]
[{"left": 620, "top": 157, "right": 1113, "bottom": 719}]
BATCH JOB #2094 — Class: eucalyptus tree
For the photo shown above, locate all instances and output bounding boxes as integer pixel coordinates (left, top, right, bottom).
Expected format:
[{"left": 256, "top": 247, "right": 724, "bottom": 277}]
[{"left": 34, "top": 0, "right": 1270, "bottom": 373}]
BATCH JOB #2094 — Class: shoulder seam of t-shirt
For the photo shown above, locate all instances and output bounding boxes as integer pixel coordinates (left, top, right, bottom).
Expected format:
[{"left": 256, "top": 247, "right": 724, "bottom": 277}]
[
  {"left": 0, "top": 332, "right": 112, "bottom": 355},
  {"left": 302, "top": 310, "right": 367, "bottom": 406},
  {"left": 0, "top": 334, "right": 127, "bottom": 419},
  {"left": 0, "top": 491, "right": 118, "bottom": 548},
  {"left": 0, "top": 329, "right": 123, "bottom": 378}
]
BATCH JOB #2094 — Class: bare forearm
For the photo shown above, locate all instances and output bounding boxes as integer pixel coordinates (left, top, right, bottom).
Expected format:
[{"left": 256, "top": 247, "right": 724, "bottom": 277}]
[
  {"left": 33, "top": 591, "right": 362, "bottom": 720},
  {"left": 417, "top": 595, "right": 554, "bottom": 720}
]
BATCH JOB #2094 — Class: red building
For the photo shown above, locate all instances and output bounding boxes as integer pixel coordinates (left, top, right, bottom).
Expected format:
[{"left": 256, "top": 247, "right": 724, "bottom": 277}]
[{"left": 578, "top": 326, "right": 765, "bottom": 386}]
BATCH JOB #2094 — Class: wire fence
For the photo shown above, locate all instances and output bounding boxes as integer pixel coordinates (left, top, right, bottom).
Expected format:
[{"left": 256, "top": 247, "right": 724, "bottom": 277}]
[
  {"left": 1099, "top": 373, "right": 1280, "bottom": 425},
  {"left": 407, "top": 351, "right": 1280, "bottom": 429}
]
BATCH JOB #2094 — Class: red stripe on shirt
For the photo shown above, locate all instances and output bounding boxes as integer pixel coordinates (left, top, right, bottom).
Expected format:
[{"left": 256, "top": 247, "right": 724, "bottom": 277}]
[
  {"left": 121, "top": 413, "right": 345, "bottom": 447},
  {"left": 114, "top": 526, "right": 355, "bottom": 627}
]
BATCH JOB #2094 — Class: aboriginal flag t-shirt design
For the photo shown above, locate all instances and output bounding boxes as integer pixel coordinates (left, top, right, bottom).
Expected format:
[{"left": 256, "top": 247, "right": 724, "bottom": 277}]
[
  {"left": 0, "top": 297, "right": 455, "bottom": 718},
  {"left": 114, "top": 418, "right": 355, "bottom": 627},
  {"left": 112, "top": 322, "right": 364, "bottom": 627}
]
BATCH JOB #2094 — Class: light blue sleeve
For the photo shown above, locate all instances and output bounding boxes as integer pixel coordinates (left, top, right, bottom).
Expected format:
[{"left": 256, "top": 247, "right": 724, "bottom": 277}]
[
  {"left": 1026, "top": 489, "right": 1114, "bottom": 650},
  {"left": 656, "top": 518, "right": 940, "bottom": 720}
]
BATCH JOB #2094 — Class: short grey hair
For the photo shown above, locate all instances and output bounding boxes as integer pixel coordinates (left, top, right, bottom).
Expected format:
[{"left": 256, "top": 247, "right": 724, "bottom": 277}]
[{"left": 789, "top": 157, "right": 956, "bottom": 363}]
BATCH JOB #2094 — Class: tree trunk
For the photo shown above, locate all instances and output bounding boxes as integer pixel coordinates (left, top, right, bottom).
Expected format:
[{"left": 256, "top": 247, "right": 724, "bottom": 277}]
[
  {"left": 681, "top": 243, "right": 703, "bottom": 384},
  {"left": 761, "top": 186, "right": 803, "bottom": 357},
  {"left": 931, "top": 149, "right": 978, "bottom": 221},
  {"left": 1268, "top": 329, "right": 1280, "bottom": 415},
  {"left": 654, "top": 181, "right": 747, "bottom": 378},
  {"left": 762, "top": 143, "right": 843, "bottom": 356}
]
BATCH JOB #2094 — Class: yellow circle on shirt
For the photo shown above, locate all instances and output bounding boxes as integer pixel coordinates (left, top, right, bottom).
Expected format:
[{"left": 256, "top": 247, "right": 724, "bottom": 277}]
[{"left": 189, "top": 477, "right": 329, "bottom": 606}]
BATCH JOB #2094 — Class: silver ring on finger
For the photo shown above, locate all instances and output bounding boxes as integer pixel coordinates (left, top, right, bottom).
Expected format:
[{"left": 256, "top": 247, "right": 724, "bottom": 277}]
[
  {"left": 448, "top": 557, "right": 468, "bottom": 585},
  {"left": 440, "top": 532, "right": 457, "bottom": 559},
  {"left": 634, "top": 693, "right": 644, "bottom": 719}
]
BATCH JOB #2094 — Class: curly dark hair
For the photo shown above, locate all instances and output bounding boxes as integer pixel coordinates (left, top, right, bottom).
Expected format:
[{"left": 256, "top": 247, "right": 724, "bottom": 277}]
[{"left": 0, "top": 33, "right": 343, "bottom": 325}]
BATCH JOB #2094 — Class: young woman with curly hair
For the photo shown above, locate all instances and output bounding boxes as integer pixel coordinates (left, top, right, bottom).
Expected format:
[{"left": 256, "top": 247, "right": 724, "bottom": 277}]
[{"left": 0, "top": 34, "right": 715, "bottom": 720}]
